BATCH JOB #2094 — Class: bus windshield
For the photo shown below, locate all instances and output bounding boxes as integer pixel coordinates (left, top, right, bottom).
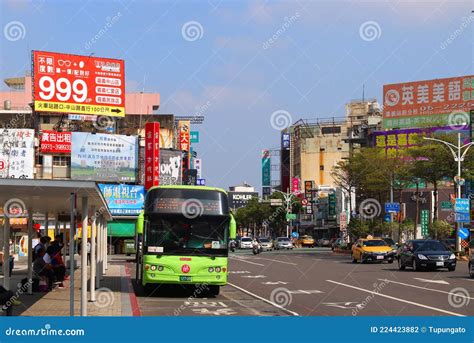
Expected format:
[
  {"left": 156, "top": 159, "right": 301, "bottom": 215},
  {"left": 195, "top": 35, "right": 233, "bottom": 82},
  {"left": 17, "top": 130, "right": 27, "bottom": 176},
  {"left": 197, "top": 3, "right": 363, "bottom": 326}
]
[{"left": 145, "top": 215, "right": 229, "bottom": 256}]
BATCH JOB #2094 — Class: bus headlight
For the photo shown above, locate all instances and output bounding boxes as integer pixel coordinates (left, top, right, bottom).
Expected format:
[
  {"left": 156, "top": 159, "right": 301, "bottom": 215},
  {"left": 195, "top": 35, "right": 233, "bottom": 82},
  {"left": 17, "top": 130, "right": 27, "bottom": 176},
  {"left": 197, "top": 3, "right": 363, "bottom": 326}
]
[
  {"left": 150, "top": 265, "right": 157, "bottom": 271},
  {"left": 157, "top": 266, "right": 164, "bottom": 272},
  {"left": 208, "top": 267, "right": 214, "bottom": 273},
  {"left": 215, "top": 267, "right": 221, "bottom": 273},
  {"left": 145, "top": 264, "right": 150, "bottom": 271}
]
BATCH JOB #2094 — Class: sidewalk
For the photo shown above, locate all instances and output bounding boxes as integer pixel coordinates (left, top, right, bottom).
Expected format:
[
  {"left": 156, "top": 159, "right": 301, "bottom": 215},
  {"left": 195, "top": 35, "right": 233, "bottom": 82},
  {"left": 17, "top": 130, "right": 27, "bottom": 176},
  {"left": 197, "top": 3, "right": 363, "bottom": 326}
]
[{"left": 4, "top": 255, "right": 135, "bottom": 316}]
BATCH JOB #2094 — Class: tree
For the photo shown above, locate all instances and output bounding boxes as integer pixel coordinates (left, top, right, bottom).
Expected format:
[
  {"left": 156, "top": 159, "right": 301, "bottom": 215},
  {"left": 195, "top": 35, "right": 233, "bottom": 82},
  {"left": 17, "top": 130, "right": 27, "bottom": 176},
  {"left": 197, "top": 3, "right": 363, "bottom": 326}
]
[{"left": 429, "top": 220, "right": 454, "bottom": 240}]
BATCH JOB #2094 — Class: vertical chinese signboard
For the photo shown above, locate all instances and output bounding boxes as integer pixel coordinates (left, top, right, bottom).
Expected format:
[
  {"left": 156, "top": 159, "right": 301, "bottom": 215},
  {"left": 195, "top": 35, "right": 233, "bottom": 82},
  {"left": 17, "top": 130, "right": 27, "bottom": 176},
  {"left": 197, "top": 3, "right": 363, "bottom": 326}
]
[
  {"left": 178, "top": 121, "right": 190, "bottom": 176},
  {"left": 262, "top": 149, "right": 271, "bottom": 198},
  {"left": 40, "top": 130, "right": 72, "bottom": 153},
  {"left": 32, "top": 51, "right": 125, "bottom": 117},
  {"left": 0, "top": 129, "right": 35, "bottom": 179},
  {"left": 145, "top": 122, "right": 160, "bottom": 190},
  {"left": 304, "top": 181, "right": 314, "bottom": 214},
  {"left": 421, "top": 209, "right": 430, "bottom": 237},
  {"left": 262, "top": 150, "right": 271, "bottom": 186},
  {"left": 383, "top": 75, "right": 473, "bottom": 129},
  {"left": 291, "top": 177, "right": 300, "bottom": 195}
]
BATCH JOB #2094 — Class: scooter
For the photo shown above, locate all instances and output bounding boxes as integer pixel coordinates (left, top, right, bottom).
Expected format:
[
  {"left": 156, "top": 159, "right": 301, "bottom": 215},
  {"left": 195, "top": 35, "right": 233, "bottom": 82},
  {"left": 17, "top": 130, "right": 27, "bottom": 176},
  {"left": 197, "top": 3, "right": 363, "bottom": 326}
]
[
  {"left": 252, "top": 240, "right": 262, "bottom": 255},
  {"left": 230, "top": 240, "right": 236, "bottom": 252}
]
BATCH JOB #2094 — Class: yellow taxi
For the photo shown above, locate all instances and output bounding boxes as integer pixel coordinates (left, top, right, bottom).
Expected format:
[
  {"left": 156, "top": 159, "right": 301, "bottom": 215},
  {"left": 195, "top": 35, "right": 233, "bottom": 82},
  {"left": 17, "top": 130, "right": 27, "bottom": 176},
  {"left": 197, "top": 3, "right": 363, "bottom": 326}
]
[
  {"left": 351, "top": 236, "right": 396, "bottom": 263},
  {"left": 297, "top": 235, "right": 315, "bottom": 248}
]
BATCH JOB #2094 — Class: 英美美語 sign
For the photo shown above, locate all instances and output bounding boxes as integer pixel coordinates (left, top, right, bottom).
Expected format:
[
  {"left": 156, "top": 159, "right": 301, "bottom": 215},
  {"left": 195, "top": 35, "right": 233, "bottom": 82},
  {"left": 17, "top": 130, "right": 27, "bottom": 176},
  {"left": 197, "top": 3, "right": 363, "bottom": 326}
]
[{"left": 32, "top": 51, "right": 125, "bottom": 117}]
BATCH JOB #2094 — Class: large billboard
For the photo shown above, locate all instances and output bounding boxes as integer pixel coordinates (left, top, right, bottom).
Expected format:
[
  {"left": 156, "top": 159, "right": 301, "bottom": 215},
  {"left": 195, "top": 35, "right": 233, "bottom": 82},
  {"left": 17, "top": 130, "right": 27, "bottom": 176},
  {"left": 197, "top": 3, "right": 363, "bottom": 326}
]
[
  {"left": 383, "top": 75, "right": 473, "bottom": 129},
  {"left": 32, "top": 51, "right": 125, "bottom": 117},
  {"left": 71, "top": 132, "right": 137, "bottom": 182},
  {"left": 40, "top": 130, "right": 71, "bottom": 153},
  {"left": 98, "top": 184, "right": 145, "bottom": 216},
  {"left": 0, "top": 129, "right": 35, "bottom": 179},
  {"left": 373, "top": 125, "right": 470, "bottom": 157},
  {"left": 159, "top": 149, "right": 182, "bottom": 185},
  {"left": 145, "top": 122, "right": 160, "bottom": 190}
]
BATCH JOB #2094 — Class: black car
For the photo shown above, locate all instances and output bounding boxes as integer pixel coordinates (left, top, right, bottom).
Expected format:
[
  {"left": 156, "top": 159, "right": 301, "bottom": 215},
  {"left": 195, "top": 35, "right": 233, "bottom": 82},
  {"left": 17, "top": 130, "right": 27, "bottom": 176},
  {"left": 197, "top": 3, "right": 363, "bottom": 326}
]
[{"left": 398, "top": 239, "right": 456, "bottom": 271}]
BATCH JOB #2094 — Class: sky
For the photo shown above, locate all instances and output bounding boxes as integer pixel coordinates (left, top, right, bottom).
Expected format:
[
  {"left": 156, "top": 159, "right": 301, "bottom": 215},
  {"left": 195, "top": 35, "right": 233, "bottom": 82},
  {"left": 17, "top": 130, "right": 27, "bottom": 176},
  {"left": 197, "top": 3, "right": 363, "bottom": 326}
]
[{"left": 0, "top": 0, "right": 472, "bottom": 190}]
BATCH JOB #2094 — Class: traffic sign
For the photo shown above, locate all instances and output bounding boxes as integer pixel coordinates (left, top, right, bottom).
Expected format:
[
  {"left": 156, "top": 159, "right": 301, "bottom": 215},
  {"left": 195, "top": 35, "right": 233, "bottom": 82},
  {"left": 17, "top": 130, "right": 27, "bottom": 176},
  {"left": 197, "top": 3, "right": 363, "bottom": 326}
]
[
  {"left": 421, "top": 209, "right": 429, "bottom": 237},
  {"left": 458, "top": 227, "right": 470, "bottom": 240},
  {"left": 384, "top": 213, "right": 392, "bottom": 223},
  {"left": 291, "top": 231, "right": 299, "bottom": 238},
  {"left": 196, "top": 178, "right": 206, "bottom": 186},
  {"left": 455, "top": 212, "right": 470, "bottom": 223},
  {"left": 455, "top": 198, "right": 470, "bottom": 213},
  {"left": 286, "top": 213, "right": 297, "bottom": 220},
  {"left": 301, "top": 198, "right": 308, "bottom": 206},
  {"left": 440, "top": 201, "right": 453, "bottom": 211},
  {"left": 384, "top": 202, "right": 400, "bottom": 213}
]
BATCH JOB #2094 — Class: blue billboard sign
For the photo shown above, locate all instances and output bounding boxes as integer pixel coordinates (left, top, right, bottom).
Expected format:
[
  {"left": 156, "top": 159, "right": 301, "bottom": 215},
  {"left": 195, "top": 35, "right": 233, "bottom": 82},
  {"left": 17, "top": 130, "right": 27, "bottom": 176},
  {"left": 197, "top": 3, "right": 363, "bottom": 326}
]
[
  {"left": 190, "top": 131, "right": 200, "bottom": 143},
  {"left": 98, "top": 184, "right": 145, "bottom": 216},
  {"left": 384, "top": 202, "right": 400, "bottom": 213}
]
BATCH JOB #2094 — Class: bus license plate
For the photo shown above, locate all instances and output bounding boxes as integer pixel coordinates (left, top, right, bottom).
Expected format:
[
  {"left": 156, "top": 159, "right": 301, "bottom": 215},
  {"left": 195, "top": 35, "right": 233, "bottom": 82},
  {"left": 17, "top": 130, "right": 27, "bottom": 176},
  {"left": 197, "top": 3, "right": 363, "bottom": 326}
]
[{"left": 180, "top": 276, "right": 192, "bottom": 282}]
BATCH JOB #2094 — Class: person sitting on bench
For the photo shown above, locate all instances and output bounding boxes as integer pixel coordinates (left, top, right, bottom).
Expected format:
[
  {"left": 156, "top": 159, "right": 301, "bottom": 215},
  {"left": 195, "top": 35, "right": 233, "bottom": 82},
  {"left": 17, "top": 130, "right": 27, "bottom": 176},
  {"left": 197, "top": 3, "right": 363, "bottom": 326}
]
[{"left": 33, "top": 248, "right": 55, "bottom": 291}]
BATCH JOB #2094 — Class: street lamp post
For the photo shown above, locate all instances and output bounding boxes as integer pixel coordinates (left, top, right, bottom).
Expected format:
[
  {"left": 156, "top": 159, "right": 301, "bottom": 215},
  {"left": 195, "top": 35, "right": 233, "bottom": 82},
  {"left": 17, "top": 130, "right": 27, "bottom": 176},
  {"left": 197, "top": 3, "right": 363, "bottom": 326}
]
[
  {"left": 423, "top": 133, "right": 474, "bottom": 252},
  {"left": 274, "top": 189, "right": 295, "bottom": 238}
]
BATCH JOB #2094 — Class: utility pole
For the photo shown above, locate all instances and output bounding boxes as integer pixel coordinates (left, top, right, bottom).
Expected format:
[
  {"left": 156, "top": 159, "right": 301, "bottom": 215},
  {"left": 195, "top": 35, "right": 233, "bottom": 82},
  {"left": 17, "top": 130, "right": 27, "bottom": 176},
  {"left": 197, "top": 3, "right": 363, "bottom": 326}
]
[
  {"left": 274, "top": 189, "right": 295, "bottom": 238},
  {"left": 423, "top": 133, "right": 474, "bottom": 252}
]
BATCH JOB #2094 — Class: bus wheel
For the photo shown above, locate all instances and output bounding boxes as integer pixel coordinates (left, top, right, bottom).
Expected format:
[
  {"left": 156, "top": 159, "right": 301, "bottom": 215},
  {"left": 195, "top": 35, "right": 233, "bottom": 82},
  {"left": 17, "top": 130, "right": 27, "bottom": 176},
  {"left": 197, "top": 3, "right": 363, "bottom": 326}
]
[{"left": 209, "top": 285, "right": 220, "bottom": 296}]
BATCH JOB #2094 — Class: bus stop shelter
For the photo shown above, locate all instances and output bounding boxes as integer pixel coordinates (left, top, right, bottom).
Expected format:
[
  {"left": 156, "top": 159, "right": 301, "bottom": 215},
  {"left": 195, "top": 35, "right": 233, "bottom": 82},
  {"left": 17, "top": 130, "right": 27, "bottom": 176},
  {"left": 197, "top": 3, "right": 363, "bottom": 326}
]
[{"left": 0, "top": 179, "right": 112, "bottom": 316}]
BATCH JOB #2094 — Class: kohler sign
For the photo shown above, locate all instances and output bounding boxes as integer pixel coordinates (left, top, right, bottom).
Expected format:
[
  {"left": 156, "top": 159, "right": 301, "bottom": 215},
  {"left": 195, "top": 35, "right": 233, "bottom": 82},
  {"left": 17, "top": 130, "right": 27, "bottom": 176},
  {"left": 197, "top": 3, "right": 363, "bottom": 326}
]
[{"left": 228, "top": 191, "right": 259, "bottom": 209}]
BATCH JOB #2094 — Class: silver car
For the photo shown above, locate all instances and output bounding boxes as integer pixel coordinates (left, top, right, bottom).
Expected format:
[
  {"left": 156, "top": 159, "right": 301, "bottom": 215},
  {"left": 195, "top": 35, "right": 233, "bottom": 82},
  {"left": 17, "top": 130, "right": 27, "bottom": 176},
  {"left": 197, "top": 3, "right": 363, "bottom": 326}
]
[
  {"left": 259, "top": 238, "right": 273, "bottom": 251},
  {"left": 239, "top": 237, "right": 253, "bottom": 249},
  {"left": 274, "top": 237, "right": 293, "bottom": 250}
]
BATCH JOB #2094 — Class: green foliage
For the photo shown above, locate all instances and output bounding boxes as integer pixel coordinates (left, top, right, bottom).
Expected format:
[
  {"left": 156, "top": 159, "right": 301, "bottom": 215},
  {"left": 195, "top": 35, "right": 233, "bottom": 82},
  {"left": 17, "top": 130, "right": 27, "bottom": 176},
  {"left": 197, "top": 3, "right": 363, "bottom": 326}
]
[{"left": 429, "top": 220, "right": 454, "bottom": 240}]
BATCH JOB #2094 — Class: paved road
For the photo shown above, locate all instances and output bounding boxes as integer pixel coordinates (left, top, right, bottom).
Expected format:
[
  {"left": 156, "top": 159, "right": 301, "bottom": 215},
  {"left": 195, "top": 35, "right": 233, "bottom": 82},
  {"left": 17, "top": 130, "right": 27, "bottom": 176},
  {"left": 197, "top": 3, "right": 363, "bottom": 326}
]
[
  {"left": 229, "top": 248, "right": 473, "bottom": 316},
  {"left": 129, "top": 248, "right": 473, "bottom": 316}
]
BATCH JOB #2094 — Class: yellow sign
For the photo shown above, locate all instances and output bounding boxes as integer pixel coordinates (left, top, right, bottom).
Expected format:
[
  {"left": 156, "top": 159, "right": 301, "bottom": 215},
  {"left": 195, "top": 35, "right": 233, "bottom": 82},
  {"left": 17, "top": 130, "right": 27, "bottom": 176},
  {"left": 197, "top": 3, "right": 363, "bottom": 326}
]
[{"left": 35, "top": 101, "right": 125, "bottom": 117}]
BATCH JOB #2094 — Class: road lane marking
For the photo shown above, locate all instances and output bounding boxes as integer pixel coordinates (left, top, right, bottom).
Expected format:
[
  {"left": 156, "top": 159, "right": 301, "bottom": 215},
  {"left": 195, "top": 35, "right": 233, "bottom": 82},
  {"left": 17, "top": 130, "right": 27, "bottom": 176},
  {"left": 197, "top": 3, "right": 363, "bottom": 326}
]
[
  {"left": 413, "top": 277, "right": 449, "bottom": 285},
  {"left": 288, "top": 290, "right": 323, "bottom": 294},
  {"left": 326, "top": 280, "right": 466, "bottom": 317},
  {"left": 378, "top": 279, "right": 474, "bottom": 300},
  {"left": 241, "top": 275, "right": 266, "bottom": 279},
  {"left": 255, "top": 257, "right": 298, "bottom": 265},
  {"left": 227, "top": 282, "right": 300, "bottom": 316},
  {"left": 262, "top": 281, "right": 288, "bottom": 285},
  {"left": 229, "top": 257, "right": 265, "bottom": 266}
]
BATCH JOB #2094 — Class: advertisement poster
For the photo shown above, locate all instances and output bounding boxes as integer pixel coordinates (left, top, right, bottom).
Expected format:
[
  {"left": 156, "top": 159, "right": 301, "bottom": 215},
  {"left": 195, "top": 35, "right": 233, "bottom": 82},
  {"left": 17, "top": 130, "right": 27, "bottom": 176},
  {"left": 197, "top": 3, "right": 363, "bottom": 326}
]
[
  {"left": 373, "top": 125, "right": 470, "bottom": 157},
  {"left": 32, "top": 50, "right": 125, "bottom": 117},
  {"left": 159, "top": 149, "right": 182, "bottom": 185},
  {"left": 98, "top": 184, "right": 145, "bottom": 216},
  {"left": 262, "top": 149, "right": 271, "bottom": 186},
  {"left": 383, "top": 75, "right": 473, "bottom": 129},
  {"left": 0, "top": 129, "right": 35, "bottom": 179},
  {"left": 145, "top": 122, "right": 160, "bottom": 190},
  {"left": 71, "top": 132, "right": 137, "bottom": 182},
  {"left": 40, "top": 130, "right": 71, "bottom": 153}
]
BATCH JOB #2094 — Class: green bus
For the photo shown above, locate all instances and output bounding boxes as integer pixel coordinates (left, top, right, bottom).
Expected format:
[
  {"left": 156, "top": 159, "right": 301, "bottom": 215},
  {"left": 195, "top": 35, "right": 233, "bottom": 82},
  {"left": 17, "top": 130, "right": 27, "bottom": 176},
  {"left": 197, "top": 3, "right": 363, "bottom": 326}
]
[{"left": 136, "top": 185, "right": 236, "bottom": 295}]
